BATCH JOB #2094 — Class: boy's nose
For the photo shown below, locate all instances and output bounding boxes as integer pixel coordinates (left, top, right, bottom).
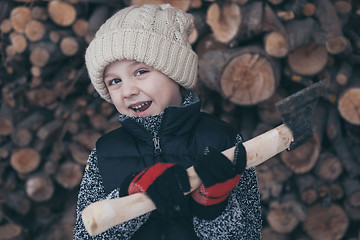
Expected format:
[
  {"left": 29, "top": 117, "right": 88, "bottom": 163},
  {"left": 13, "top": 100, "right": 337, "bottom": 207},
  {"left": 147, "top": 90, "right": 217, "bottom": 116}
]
[{"left": 121, "top": 81, "right": 140, "bottom": 98}]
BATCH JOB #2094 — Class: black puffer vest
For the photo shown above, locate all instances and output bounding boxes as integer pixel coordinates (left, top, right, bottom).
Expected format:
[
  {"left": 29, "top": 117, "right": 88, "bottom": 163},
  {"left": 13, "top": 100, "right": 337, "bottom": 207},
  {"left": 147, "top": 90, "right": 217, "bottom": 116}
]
[{"left": 96, "top": 95, "right": 237, "bottom": 240}]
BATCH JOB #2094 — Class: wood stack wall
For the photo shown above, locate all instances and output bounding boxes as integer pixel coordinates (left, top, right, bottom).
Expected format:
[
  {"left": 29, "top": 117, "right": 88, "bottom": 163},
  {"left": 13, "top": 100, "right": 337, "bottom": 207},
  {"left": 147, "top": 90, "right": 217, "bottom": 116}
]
[{"left": 0, "top": 0, "right": 359, "bottom": 239}]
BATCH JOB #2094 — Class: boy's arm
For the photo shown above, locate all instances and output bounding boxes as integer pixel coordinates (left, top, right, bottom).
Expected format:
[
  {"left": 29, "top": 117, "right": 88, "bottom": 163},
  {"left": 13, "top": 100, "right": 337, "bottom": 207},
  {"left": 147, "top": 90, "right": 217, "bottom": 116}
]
[
  {"left": 193, "top": 168, "right": 262, "bottom": 240},
  {"left": 73, "top": 149, "right": 150, "bottom": 240},
  {"left": 192, "top": 133, "right": 261, "bottom": 239}
]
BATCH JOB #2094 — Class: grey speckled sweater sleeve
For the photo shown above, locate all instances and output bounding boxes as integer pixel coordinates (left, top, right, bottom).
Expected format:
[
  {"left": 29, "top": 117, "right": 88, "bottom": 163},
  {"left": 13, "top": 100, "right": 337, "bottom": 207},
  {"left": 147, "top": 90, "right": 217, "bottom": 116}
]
[
  {"left": 193, "top": 168, "right": 262, "bottom": 239},
  {"left": 73, "top": 149, "right": 150, "bottom": 240},
  {"left": 192, "top": 134, "right": 262, "bottom": 240}
]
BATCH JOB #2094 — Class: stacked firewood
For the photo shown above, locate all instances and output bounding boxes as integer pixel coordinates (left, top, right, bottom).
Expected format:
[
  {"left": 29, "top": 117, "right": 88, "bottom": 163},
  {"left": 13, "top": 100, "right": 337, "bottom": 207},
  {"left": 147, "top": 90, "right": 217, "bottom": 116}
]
[{"left": 0, "top": 0, "right": 359, "bottom": 239}]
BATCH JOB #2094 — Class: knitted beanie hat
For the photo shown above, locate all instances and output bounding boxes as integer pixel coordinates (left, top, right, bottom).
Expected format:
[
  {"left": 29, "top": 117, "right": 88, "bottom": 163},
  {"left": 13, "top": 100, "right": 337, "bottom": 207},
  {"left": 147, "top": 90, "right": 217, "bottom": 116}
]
[{"left": 85, "top": 4, "right": 198, "bottom": 102}]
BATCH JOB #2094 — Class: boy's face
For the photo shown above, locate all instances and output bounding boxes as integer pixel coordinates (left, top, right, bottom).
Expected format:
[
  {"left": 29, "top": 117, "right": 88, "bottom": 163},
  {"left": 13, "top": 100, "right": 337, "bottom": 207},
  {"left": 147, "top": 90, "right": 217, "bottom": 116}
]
[{"left": 104, "top": 60, "right": 183, "bottom": 117}]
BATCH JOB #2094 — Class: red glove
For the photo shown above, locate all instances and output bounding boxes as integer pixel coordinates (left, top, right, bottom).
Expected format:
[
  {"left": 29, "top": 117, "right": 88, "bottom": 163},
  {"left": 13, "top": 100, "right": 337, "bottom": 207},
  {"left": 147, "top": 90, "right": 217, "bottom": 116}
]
[
  {"left": 120, "top": 162, "right": 190, "bottom": 217},
  {"left": 191, "top": 144, "right": 246, "bottom": 219}
]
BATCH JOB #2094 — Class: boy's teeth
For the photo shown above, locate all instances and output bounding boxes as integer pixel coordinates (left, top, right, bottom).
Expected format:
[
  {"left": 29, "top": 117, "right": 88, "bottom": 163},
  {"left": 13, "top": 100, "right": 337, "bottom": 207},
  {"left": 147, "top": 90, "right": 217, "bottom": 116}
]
[{"left": 131, "top": 102, "right": 149, "bottom": 112}]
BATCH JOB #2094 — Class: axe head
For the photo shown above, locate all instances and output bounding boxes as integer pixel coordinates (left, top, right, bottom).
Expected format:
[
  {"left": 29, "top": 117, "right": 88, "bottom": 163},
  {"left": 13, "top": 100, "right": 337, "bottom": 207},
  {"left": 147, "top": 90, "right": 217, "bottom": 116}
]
[{"left": 275, "top": 80, "right": 325, "bottom": 150}]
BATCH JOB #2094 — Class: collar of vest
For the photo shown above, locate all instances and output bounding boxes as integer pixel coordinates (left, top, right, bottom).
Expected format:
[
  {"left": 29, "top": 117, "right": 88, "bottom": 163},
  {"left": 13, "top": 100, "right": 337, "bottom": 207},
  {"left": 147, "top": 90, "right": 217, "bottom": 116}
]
[{"left": 119, "top": 92, "right": 201, "bottom": 141}]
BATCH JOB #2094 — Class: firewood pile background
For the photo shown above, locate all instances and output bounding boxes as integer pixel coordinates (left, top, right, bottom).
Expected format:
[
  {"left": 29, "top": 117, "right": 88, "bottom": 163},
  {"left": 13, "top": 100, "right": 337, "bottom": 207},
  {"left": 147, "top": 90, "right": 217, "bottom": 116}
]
[{"left": 0, "top": 0, "right": 359, "bottom": 239}]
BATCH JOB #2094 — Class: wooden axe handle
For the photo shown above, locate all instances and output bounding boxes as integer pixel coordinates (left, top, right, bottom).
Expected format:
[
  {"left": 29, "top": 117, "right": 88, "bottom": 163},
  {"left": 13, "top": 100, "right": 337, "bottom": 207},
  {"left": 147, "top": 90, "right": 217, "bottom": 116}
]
[{"left": 82, "top": 124, "right": 293, "bottom": 236}]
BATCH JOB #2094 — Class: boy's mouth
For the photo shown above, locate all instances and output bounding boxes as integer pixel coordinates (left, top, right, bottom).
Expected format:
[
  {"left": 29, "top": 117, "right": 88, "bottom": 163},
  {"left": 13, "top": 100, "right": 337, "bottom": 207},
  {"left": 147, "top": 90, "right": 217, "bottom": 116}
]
[{"left": 129, "top": 101, "right": 151, "bottom": 112}]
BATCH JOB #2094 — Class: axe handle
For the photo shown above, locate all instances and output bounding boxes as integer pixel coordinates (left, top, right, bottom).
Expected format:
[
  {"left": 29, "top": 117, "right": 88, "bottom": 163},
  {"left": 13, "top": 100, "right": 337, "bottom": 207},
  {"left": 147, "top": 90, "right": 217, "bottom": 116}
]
[{"left": 82, "top": 124, "right": 293, "bottom": 236}]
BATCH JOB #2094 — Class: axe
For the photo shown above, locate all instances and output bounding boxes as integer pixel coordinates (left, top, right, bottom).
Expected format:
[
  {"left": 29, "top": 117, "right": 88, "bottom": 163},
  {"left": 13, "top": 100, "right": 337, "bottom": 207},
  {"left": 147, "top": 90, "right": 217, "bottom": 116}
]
[{"left": 81, "top": 80, "right": 324, "bottom": 236}]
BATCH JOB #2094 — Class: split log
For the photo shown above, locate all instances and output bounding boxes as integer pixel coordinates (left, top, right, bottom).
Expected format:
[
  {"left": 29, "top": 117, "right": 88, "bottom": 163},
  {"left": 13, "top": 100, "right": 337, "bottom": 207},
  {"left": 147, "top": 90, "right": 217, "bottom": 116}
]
[
  {"left": 261, "top": 227, "right": 289, "bottom": 240},
  {"left": 0, "top": 18, "right": 12, "bottom": 34},
  {"left": 188, "top": 7, "right": 210, "bottom": 44},
  {"left": 276, "top": 0, "right": 308, "bottom": 21},
  {"left": 72, "top": 130, "right": 101, "bottom": 151},
  {"left": 4, "top": 189, "right": 31, "bottom": 215},
  {"left": 31, "top": 5, "right": 48, "bottom": 21},
  {"left": 229, "top": 1, "right": 265, "bottom": 46},
  {"left": 333, "top": 0, "right": 352, "bottom": 15},
  {"left": 0, "top": 117, "right": 13, "bottom": 136},
  {"left": 18, "top": 111, "right": 47, "bottom": 132},
  {"left": 10, "top": 148, "right": 41, "bottom": 175},
  {"left": 9, "top": 32, "right": 27, "bottom": 54},
  {"left": 257, "top": 88, "right": 287, "bottom": 125},
  {"left": 344, "top": 198, "right": 360, "bottom": 221},
  {"left": 89, "top": 114, "right": 108, "bottom": 132},
  {"left": 199, "top": 46, "right": 280, "bottom": 106},
  {"left": 317, "top": 181, "right": 343, "bottom": 202},
  {"left": 55, "top": 162, "right": 83, "bottom": 189},
  {"left": 25, "top": 174, "right": 54, "bottom": 202},
  {"left": 302, "top": 203, "right": 349, "bottom": 240},
  {"left": 24, "top": 19, "right": 46, "bottom": 42},
  {"left": 295, "top": 174, "right": 319, "bottom": 205},
  {"left": 206, "top": 1, "right": 264, "bottom": 45},
  {"left": 280, "top": 101, "right": 327, "bottom": 174},
  {"left": 72, "top": 18, "right": 88, "bottom": 37},
  {"left": 337, "top": 77, "right": 360, "bottom": 125},
  {"left": 314, "top": 0, "right": 349, "bottom": 54},
  {"left": 0, "top": 143, "right": 12, "bottom": 159},
  {"left": 343, "top": 178, "right": 360, "bottom": 208},
  {"left": 85, "top": 6, "right": 111, "bottom": 44},
  {"left": 195, "top": 33, "right": 227, "bottom": 59},
  {"left": 36, "top": 120, "right": 63, "bottom": 142},
  {"left": 326, "top": 182, "right": 344, "bottom": 201},
  {"left": 326, "top": 106, "right": 360, "bottom": 177},
  {"left": 0, "top": 223, "right": 23, "bottom": 240},
  {"left": 47, "top": 0, "right": 77, "bottom": 27},
  {"left": 29, "top": 42, "right": 62, "bottom": 68},
  {"left": 267, "top": 194, "right": 306, "bottom": 234},
  {"left": 26, "top": 87, "right": 58, "bottom": 108},
  {"left": 287, "top": 39, "right": 328, "bottom": 76},
  {"left": 335, "top": 61, "right": 353, "bottom": 85},
  {"left": 69, "top": 142, "right": 89, "bottom": 165},
  {"left": 264, "top": 13, "right": 315, "bottom": 58},
  {"left": 267, "top": 0, "right": 284, "bottom": 5},
  {"left": 314, "top": 151, "right": 343, "bottom": 182},
  {"left": 205, "top": 2, "right": 241, "bottom": 44},
  {"left": 256, "top": 156, "right": 292, "bottom": 201},
  {"left": 10, "top": 6, "right": 31, "bottom": 33},
  {"left": 11, "top": 127, "right": 32, "bottom": 147},
  {"left": 302, "top": 2, "right": 316, "bottom": 17},
  {"left": 60, "top": 36, "right": 80, "bottom": 57}
]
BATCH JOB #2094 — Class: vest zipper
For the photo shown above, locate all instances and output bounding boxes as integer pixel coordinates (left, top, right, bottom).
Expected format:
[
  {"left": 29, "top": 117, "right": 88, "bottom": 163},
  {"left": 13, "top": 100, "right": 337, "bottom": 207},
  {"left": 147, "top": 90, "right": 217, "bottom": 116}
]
[{"left": 153, "top": 136, "right": 161, "bottom": 156}]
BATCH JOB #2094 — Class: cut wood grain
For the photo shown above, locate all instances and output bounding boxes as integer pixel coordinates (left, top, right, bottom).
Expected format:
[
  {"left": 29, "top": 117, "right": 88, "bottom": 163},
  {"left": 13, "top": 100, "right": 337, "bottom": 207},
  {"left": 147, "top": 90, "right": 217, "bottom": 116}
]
[
  {"left": 302, "top": 203, "right": 349, "bottom": 240},
  {"left": 206, "top": 2, "right": 241, "bottom": 44},
  {"left": 10, "top": 148, "right": 40, "bottom": 174},
  {"left": 10, "top": 6, "right": 31, "bottom": 33},
  {"left": 287, "top": 39, "right": 328, "bottom": 76},
  {"left": 315, "top": 0, "right": 349, "bottom": 54},
  {"left": 199, "top": 46, "right": 280, "bottom": 105},
  {"left": 25, "top": 174, "right": 54, "bottom": 202},
  {"left": 267, "top": 194, "right": 306, "bottom": 234},
  {"left": 55, "top": 162, "right": 83, "bottom": 189},
  {"left": 0, "top": 223, "right": 23, "bottom": 240},
  {"left": 48, "top": 1, "right": 77, "bottom": 27}
]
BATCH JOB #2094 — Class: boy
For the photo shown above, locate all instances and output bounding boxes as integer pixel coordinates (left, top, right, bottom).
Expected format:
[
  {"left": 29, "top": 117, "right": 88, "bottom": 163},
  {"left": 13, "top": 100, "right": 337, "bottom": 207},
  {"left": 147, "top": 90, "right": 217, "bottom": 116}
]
[{"left": 74, "top": 4, "right": 261, "bottom": 239}]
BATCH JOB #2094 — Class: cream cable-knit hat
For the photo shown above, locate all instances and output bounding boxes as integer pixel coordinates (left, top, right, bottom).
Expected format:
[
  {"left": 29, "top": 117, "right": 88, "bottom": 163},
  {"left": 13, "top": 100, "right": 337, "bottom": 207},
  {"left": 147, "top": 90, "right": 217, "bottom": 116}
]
[{"left": 85, "top": 4, "right": 198, "bottom": 102}]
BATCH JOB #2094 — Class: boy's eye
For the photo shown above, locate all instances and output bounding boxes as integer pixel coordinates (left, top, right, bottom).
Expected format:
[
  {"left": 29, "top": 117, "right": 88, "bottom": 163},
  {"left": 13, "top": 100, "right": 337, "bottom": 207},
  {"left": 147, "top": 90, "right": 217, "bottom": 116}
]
[
  {"left": 135, "top": 69, "right": 149, "bottom": 76},
  {"left": 109, "top": 78, "right": 121, "bottom": 86}
]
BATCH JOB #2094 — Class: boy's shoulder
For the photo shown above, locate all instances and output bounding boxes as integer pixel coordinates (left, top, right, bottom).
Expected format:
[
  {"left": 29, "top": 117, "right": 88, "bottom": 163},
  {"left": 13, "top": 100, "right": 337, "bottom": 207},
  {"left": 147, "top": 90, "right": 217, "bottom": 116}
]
[
  {"left": 197, "top": 112, "right": 237, "bottom": 137},
  {"left": 96, "top": 126, "right": 131, "bottom": 147}
]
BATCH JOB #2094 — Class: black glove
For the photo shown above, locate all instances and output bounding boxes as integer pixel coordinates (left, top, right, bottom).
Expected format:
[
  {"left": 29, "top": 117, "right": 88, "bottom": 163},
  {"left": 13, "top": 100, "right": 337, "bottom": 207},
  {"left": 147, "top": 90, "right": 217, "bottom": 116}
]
[
  {"left": 191, "top": 143, "right": 246, "bottom": 219},
  {"left": 120, "top": 163, "right": 191, "bottom": 217}
]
